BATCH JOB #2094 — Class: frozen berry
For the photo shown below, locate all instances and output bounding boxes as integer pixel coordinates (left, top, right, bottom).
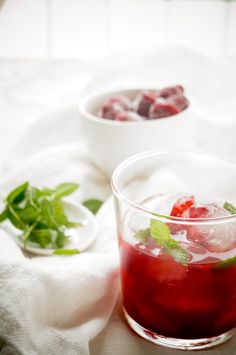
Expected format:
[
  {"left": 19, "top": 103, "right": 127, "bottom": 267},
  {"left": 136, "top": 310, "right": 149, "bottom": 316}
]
[
  {"left": 133, "top": 91, "right": 157, "bottom": 117},
  {"left": 149, "top": 102, "right": 180, "bottom": 119},
  {"left": 169, "top": 95, "right": 189, "bottom": 111},
  {"left": 98, "top": 102, "right": 124, "bottom": 120},
  {"left": 115, "top": 112, "right": 129, "bottom": 121},
  {"left": 159, "top": 85, "right": 184, "bottom": 99},
  {"left": 170, "top": 196, "right": 195, "bottom": 217},
  {"left": 109, "top": 96, "right": 131, "bottom": 111}
]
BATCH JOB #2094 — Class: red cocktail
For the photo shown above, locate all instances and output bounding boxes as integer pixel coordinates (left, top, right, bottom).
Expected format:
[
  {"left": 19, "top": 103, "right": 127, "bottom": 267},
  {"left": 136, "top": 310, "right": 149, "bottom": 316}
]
[{"left": 112, "top": 151, "right": 236, "bottom": 349}]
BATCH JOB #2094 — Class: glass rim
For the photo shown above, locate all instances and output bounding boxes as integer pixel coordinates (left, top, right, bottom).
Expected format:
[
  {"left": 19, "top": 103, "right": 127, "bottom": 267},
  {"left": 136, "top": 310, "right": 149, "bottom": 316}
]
[{"left": 111, "top": 148, "right": 236, "bottom": 226}]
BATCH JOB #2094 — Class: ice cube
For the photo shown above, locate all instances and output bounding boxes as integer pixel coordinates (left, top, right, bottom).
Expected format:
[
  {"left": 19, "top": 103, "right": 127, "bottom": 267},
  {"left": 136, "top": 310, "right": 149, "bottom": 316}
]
[{"left": 187, "top": 204, "right": 236, "bottom": 252}]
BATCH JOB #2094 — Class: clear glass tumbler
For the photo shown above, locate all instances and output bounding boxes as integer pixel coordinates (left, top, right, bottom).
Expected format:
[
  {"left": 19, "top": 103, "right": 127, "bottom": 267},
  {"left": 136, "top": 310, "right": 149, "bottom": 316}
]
[{"left": 111, "top": 149, "right": 236, "bottom": 350}]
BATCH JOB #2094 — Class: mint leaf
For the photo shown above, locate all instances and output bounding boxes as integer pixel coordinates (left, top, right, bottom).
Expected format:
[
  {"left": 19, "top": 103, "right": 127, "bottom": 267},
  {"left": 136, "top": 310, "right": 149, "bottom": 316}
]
[
  {"left": 29, "top": 229, "right": 56, "bottom": 248},
  {"left": 134, "top": 228, "right": 150, "bottom": 243},
  {"left": 0, "top": 209, "right": 8, "bottom": 223},
  {"left": 83, "top": 199, "right": 103, "bottom": 214},
  {"left": 53, "top": 183, "right": 79, "bottom": 199},
  {"left": 214, "top": 256, "right": 236, "bottom": 269},
  {"left": 224, "top": 202, "right": 236, "bottom": 215},
  {"left": 55, "top": 230, "right": 70, "bottom": 248},
  {"left": 165, "top": 239, "right": 189, "bottom": 264},
  {"left": 150, "top": 219, "right": 189, "bottom": 264},
  {"left": 150, "top": 219, "right": 171, "bottom": 245},
  {"left": 7, "top": 182, "right": 29, "bottom": 204},
  {"left": 17, "top": 204, "right": 39, "bottom": 224},
  {"left": 7, "top": 204, "right": 25, "bottom": 230},
  {"left": 53, "top": 249, "right": 80, "bottom": 255}
]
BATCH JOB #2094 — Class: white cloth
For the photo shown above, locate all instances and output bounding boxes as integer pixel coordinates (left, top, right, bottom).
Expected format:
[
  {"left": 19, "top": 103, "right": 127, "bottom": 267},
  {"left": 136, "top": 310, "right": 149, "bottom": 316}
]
[{"left": 0, "top": 143, "right": 119, "bottom": 355}]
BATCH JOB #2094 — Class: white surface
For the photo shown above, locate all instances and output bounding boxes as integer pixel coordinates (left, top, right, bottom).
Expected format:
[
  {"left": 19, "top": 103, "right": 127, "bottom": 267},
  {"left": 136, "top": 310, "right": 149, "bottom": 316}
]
[
  {"left": 0, "top": 0, "right": 48, "bottom": 58},
  {"left": 0, "top": 48, "right": 236, "bottom": 354},
  {"left": 0, "top": 0, "right": 236, "bottom": 59}
]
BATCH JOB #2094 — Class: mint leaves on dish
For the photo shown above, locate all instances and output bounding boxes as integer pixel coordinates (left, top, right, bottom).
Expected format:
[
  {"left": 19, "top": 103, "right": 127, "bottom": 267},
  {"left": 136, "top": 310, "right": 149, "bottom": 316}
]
[
  {"left": 224, "top": 202, "right": 236, "bottom": 215},
  {"left": 135, "top": 219, "right": 189, "bottom": 264},
  {"left": 82, "top": 198, "right": 103, "bottom": 214},
  {"left": 0, "top": 182, "right": 81, "bottom": 250}
]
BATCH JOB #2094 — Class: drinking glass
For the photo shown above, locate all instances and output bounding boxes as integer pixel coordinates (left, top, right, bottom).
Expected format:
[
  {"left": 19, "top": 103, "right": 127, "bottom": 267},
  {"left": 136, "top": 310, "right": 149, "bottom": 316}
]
[{"left": 112, "top": 149, "right": 236, "bottom": 350}]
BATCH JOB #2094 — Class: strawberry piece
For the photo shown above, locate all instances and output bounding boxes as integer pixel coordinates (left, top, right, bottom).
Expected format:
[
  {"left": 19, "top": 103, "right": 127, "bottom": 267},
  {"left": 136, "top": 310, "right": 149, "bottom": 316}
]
[
  {"left": 170, "top": 196, "right": 195, "bottom": 217},
  {"left": 98, "top": 95, "right": 130, "bottom": 120},
  {"left": 169, "top": 95, "right": 189, "bottom": 111},
  {"left": 109, "top": 96, "right": 131, "bottom": 111},
  {"left": 134, "top": 91, "right": 157, "bottom": 117},
  {"left": 149, "top": 102, "right": 180, "bottom": 119},
  {"left": 115, "top": 112, "right": 129, "bottom": 121},
  {"left": 98, "top": 102, "right": 123, "bottom": 120},
  {"left": 159, "top": 85, "right": 184, "bottom": 99}
]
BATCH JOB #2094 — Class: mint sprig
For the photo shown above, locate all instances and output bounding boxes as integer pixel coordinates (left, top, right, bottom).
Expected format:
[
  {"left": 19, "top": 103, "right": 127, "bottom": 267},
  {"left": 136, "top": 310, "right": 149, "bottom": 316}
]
[
  {"left": 224, "top": 202, "right": 236, "bottom": 215},
  {"left": 0, "top": 182, "right": 80, "bottom": 250},
  {"left": 150, "top": 219, "right": 189, "bottom": 264},
  {"left": 134, "top": 219, "right": 189, "bottom": 264}
]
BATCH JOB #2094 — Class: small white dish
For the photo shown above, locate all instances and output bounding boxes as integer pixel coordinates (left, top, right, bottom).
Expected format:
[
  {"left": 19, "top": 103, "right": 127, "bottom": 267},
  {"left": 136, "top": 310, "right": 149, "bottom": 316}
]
[
  {"left": 79, "top": 88, "right": 196, "bottom": 177},
  {"left": 2, "top": 201, "right": 97, "bottom": 256}
]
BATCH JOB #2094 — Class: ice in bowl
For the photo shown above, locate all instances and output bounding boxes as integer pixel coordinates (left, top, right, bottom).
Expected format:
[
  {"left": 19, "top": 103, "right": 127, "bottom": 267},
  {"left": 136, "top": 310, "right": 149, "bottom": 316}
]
[{"left": 112, "top": 150, "right": 236, "bottom": 350}]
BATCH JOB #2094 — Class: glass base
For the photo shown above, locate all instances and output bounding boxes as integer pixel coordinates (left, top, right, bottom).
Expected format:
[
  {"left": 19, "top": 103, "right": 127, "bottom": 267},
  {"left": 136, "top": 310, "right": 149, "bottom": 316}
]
[{"left": 123, "top": 308, "right": 234, "bottom": 350}]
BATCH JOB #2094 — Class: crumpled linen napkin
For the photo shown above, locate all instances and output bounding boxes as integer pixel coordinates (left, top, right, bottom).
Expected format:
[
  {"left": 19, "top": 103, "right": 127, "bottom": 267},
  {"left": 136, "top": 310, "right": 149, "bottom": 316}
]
[{"left": 0, "top": 143, "right": 119, "bottom": 355}]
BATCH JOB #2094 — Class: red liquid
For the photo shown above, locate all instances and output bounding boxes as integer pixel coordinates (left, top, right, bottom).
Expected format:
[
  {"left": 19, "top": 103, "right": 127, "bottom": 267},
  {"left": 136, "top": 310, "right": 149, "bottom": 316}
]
[{"left": 120, "top": 238, "right": 236, "bottom": 339}]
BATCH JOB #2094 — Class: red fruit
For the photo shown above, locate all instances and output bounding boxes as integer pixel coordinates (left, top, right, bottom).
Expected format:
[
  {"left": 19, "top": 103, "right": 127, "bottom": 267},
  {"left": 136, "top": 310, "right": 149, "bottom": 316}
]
[
  {"left": 115, "top": 112, "right": 129, "bottom": 121},
  {"left": 169, "top": 95, "right": 189, "bottom": 111},
  {"left": 98, "top": 102, "right": 123, "bottom": 120},
  {"left": 159, "top": 85, "right": 184, "bottom": 99},
  {"left": 134, "top": 91, "right": 157, "bottom": 117},
  {"left": 109, "top": 96, "right": 131, "bottom": 111},
  {"left": 170, "top": 196, "right": 195, "bottom": 217},
  {"left": 149, "top": 102, "right": 180, "bottom": 119}
]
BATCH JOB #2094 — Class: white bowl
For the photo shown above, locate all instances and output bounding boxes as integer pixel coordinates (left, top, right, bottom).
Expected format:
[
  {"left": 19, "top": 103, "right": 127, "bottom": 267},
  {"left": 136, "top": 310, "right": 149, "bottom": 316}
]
[{"left": 79, "top": 88, "right": 195, "bottom": 177}]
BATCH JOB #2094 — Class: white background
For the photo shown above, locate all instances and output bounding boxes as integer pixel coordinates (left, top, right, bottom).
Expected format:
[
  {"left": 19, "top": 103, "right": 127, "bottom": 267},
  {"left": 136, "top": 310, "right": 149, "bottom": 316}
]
[{"left": 0, "top": 0, "right": 235, "bottom": 59}]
